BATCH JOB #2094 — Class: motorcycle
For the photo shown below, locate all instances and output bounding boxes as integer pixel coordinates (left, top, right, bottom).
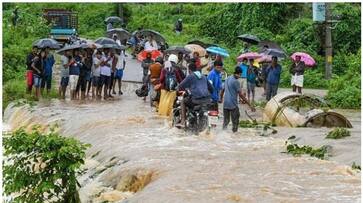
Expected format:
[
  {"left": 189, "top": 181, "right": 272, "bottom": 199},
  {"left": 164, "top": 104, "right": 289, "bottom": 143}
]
[{"left": 172, "top": 92, "right": 219, "bottom": 134}]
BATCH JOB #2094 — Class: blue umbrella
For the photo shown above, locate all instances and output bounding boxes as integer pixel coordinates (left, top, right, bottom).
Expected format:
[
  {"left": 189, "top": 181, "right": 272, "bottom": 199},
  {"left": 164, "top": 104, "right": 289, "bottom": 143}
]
[{"left": 206, "top": 46, "right": 229, "bottom": 57}]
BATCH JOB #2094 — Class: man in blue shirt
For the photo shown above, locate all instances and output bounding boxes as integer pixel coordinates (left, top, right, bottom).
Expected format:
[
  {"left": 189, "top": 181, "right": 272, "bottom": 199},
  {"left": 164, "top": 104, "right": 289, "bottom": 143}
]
[
  {"left": 220, "top": 66, "right": 255, "bottom": 133},
  {"left": 41, "top": 47, "right": 55, "bottom": 95},
  {"left": 266, "top": 56, "right": 282, "bottom": 101},
  {"left": 207, "top": 60, "right": 223, "bottom": 111},
  {"left": 176, "top": 63, "right": 213, "bottom": 128},
  {"left": 239, "top": 58, "right": 248, "bottom": 99}
]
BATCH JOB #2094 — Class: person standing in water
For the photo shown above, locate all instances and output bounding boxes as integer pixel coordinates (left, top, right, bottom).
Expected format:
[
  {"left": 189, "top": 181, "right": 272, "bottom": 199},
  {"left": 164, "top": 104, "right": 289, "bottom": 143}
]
[{"left": 220, "top": 66, "right": 255, "bottom": 133}]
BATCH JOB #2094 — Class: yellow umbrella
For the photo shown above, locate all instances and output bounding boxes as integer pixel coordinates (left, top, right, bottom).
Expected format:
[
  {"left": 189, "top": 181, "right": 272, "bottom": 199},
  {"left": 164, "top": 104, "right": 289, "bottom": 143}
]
[{"left": 184, "top": 44, "right": 206, "bottom": 57}]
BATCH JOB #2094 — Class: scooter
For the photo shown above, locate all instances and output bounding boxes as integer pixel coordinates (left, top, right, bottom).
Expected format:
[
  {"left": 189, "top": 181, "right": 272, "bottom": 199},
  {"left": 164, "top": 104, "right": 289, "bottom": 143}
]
[{"left": 172, "top": 92, "right": 219, "bottom": 134}]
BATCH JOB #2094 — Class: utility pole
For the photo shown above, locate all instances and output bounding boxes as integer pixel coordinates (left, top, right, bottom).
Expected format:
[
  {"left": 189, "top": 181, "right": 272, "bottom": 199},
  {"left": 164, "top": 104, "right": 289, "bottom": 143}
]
[{"left": 325, "top": 3, "right": 332, "bottom": 79}]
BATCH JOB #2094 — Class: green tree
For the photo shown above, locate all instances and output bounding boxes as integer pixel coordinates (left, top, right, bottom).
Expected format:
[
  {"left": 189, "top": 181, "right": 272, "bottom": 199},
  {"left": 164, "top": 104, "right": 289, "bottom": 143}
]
[{"left": 3, "top": 128, "right": 90, "bottom": 203}]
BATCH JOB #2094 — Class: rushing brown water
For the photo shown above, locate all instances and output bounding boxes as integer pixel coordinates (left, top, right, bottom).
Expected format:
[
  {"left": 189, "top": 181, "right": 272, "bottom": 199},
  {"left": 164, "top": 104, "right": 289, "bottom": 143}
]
[{"left": 3, "top": 82, "right": 361, "bottom": 203}]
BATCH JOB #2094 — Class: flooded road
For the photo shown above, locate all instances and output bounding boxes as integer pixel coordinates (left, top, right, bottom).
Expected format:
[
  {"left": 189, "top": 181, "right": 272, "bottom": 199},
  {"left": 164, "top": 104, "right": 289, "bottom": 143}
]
[{"left": 3, "top": 79, "right": 361, "bottom": 202}]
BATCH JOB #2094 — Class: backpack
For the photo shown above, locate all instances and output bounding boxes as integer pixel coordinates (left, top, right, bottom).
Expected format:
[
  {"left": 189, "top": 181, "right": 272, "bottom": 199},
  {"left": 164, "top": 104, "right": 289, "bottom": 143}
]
[
  {"left": 164, "top": 68, "right": 177, "bottom": 91},
  {"left": 135, "top": 84, "right": 149, "bottom": 97}
]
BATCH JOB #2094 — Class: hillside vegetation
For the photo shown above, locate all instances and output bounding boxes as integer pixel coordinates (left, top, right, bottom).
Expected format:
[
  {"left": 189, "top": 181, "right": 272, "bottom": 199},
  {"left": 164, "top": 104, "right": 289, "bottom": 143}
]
[{"left": 2, "top": 3, "right": 361, "bottom": 109}]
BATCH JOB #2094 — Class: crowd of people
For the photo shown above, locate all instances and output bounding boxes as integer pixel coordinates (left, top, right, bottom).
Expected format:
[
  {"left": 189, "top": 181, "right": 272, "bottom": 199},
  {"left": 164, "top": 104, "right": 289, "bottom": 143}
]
[
  {"left": 25, "top": 29, "right": 306, "bottom": 133},
  {"left": 26, "top": 35, "right": 126, "bottom": 101}
]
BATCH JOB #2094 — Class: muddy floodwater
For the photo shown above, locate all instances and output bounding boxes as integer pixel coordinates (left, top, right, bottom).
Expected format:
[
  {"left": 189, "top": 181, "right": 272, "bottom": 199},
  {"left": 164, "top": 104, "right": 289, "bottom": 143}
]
[{"left": 3, "top": 82, "right": 361, "bottom": 203}]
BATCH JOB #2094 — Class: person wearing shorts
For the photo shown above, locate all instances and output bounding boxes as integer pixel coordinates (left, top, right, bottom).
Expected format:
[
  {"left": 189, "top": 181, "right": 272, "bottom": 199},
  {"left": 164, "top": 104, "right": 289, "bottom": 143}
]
[
  {"left": 31, "top": 50, "right": 46, "bottom": 100},
  {"left": 113, "top": 50, "right": 126, "bottom": 95},
  {"left": 59, "top": 51, "right": 71, "bottom": 99},
  {"left": 69, "top": 49, "right": 80, "bottom": 100},
  {"left": 100, "top": 49, "right": 112, "bottom": 100},
  {"left": 92, "top": 51, "right": 102, "bottom": 99},
  {"left": 238, "top": 58, "right": 248, "bottom": 99},
  {"left": 26, "top": 46, "right": 38, "bottom": 94}
]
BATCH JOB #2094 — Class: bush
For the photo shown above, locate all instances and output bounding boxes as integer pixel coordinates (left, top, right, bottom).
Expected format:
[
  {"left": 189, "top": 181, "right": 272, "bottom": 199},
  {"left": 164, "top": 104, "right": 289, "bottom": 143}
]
[
  {"left": 326, "top": 128, "right": 350, "bottom": 139},
  {"left": 326, "top": 50, "right": 361, "bottom": 109},
  {"left": 3, "top": 128, "right": 90, "bottom": 203}
]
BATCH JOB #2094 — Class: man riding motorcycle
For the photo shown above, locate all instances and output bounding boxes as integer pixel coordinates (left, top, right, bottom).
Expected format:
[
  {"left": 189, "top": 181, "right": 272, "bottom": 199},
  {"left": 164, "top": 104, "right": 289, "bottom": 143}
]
[{"left": 175, "top": 63, "right": 214, "bottom": 128}]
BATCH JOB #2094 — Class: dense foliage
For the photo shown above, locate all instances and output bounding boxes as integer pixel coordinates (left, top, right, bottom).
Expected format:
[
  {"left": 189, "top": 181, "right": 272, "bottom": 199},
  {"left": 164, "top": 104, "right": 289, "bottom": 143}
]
[
  {"left": 2, "top": 3, "right": 361, "bottom": 109},
  {"left": 3, "top": 128, "right": 90, "bottom": 202}
]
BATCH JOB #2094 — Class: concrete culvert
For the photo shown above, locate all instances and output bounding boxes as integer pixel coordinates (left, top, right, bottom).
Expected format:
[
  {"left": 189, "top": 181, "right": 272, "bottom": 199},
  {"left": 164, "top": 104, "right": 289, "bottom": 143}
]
[{"left": 263, "top": 92, "right": 352, "bottom": 128}]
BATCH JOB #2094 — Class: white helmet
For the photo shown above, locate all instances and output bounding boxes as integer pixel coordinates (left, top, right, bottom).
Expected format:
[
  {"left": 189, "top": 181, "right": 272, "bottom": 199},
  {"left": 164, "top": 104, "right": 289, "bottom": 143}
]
[{"left": 168, "top": 54, "right": 178, "bottom": 64}]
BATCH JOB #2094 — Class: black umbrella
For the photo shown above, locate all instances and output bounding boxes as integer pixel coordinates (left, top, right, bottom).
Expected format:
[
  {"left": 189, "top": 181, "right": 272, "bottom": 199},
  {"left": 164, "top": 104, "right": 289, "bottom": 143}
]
[
  {"left": 164, "top": 46, "right": 191, "bottom": 55},
  {"left": 101, "top": 43, "right": 126, "bottom": 50},
  {"left": 104, "top": 16, "right": 123, "bottom": 24},
  {"left": 136, "top": 29, "right": 166, "bottom": 44},
  {"left": 258, "top": 40, "right": 282, "bottom": 51},
  {"left": 106, "top": 28, "right": 131, "bottom": 41},
  {"left": 94, "top": 37, "right": 118, "bottom": 45},
  {"left": 237, "top": 34, "right": 260, "bottom": 45},
  {"left": 55, "top": 44, "right": 82, "bottom": 55},
  {"left": 33, "top": 38, "right": 61, "bottom": 49},
  {"left": 261, "top": 48, "right": 287, "bottom": 59}
]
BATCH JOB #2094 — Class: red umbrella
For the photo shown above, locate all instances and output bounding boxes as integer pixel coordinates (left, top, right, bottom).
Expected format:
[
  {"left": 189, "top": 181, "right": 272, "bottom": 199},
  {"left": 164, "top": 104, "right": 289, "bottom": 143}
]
[
  {"left": 237, "top": 52, "right": 261, "bottom": 61},
  {"left": 137, "top": 50, "right": 163, "bottom": 62},
  {"left": 291, "top": 52, "right": 316, "bottom": 67}
]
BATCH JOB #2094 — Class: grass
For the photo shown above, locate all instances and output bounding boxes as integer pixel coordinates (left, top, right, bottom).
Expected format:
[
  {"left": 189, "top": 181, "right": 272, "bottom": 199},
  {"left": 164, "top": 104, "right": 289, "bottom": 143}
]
[
  {"left": 326, "top": 128, "right": 351, "bottom": 139},
  {"left": 3, "top": 78, "right": 59, "bottom": 111},
  {"left": 285, "top": 142, "right": 330, "bottom": 160}
]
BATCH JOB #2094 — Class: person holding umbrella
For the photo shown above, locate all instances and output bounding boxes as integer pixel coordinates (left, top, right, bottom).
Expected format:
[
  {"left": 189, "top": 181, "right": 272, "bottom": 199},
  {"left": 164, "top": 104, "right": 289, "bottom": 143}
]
[
  {"left": 265, "top": 56, "right": 282, "bottom": 101},
  {"left": 69, "top": 49, "right": 81, "bottom": 100},
  {"left": 290, "top": 55, "right": 305, "bottom": 94},
  {"left": 31, "top": 49, "right": 46, "bottom": 100},
  {"left": 58, "top": 50, "right": 72, "bottom": 100},
  {"left": 26, "top": 46, "right": 38, "bottom": 94},
  {"left": 41, "top": 47, "right": 55, "bottom": 95}
]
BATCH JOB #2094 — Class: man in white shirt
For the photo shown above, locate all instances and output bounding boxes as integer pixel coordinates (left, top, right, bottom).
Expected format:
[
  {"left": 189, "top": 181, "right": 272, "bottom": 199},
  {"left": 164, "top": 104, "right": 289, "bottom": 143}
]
[
  {"left": 144, "top": 35, "right": 158, "bottom": 51},
  {"left": 100, "top": 49, "right": 113, "bottom": 100},
  {"left": 92, "top": 51, "right": 102, "bottom": 99},
  {"left": 113, "top": 50, "right": 126, "bottom": 95}
]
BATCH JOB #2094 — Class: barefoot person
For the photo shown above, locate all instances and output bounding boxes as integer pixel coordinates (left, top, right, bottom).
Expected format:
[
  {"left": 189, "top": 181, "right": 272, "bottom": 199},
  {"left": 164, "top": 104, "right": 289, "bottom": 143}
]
[
  {"left": 220, "top": 66, "right": 255, "bottom": 133},
  {"left": 26, "top": 46, "right": 38, "bottom": 94},
  {"left": 266, "top": 56, "right": 282, "bottom": 101},
  {"left": 58, "top": 50, "right": 71, "bottom": 99},
  {"left": 31, "top": 49, "right": 46, "bottom": 100},
  {"left": 247, "top": 58, "right": 258, "bottom": 104},
  {"left": 290, "top": 55, "right": 305, "bottom": 94},
  {"left": 41, "top": 47, "right": 55, "bottom": 95},
  {"left": 113, "top": 49, "right": 126, "bottom": 95}
]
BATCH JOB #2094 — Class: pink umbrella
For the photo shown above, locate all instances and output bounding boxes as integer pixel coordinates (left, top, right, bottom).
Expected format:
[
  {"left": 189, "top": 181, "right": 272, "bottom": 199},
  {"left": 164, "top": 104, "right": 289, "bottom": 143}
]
[
  {"left": 291, "top": 52, "right": 316, "bottom": 67},
  {"left": 256, "top": 54, "right": 272, "bottom": 63},
  {"left": 237, "top": 52, "right": 261, "bottom": 61}
]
